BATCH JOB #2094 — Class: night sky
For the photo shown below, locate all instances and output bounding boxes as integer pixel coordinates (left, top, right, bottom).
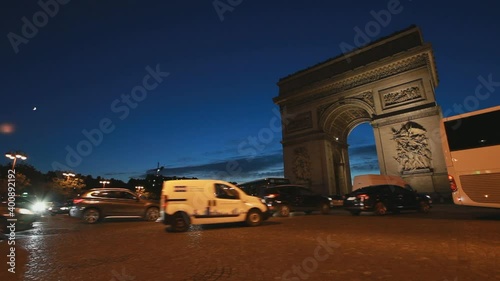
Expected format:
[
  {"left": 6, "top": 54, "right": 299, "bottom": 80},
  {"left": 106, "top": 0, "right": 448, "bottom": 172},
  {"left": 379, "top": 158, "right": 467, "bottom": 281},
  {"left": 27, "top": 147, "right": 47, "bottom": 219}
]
[{"left": 1, "top": 1, "right": 499, "bottom": 183}]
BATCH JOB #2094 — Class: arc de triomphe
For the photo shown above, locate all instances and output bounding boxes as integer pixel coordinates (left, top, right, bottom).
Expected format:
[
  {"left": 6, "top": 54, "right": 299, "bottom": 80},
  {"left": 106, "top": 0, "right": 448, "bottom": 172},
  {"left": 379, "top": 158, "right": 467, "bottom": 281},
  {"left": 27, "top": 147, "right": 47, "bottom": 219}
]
[{"left": 273, "top": 26, "right": 449, "bottom": 196}]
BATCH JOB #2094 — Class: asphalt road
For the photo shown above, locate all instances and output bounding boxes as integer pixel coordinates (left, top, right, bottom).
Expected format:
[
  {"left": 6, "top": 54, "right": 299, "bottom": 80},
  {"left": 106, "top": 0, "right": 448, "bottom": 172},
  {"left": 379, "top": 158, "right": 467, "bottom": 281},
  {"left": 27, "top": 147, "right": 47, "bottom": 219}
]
[{"left": 1, "top": 204, "right": 500, "bottom": 281}]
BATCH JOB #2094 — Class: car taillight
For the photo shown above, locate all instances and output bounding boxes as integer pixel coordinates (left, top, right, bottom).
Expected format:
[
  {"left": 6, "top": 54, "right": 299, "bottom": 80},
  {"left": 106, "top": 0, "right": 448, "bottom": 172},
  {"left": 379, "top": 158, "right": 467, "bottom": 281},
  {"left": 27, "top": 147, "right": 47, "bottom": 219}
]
[
  {"left": 73, "top": 199, "right": 84, "bottom": 204},
  {"left": 162, "top": 195, "right": 168, "bottom": 210},
  {"left": 356, "top": 194, "right": 370, "bottom": 201},
  {"left": 448, "top": 175, "right": 458, "bottom": 192}
]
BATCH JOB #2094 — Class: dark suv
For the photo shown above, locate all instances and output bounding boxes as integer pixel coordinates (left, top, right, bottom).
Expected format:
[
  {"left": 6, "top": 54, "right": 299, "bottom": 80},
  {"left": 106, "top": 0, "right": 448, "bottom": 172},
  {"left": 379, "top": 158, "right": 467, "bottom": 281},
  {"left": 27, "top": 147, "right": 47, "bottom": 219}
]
[
  {"left": 343, "top": 184, "right": 432, "bottom": 216},
  {"left": 261, "top": 185, "right": 331, "bottom": 217},
  {"left": 69, "top": 188, "right": 160, "bottom": 224}
]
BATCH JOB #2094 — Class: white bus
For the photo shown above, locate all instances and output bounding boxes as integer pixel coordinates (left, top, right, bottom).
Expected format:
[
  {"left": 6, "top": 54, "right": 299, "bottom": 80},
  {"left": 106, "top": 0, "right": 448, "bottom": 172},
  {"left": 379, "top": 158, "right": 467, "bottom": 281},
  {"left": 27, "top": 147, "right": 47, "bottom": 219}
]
[{"left": 440, "top": 105, "right": 500, "bottom": 208}]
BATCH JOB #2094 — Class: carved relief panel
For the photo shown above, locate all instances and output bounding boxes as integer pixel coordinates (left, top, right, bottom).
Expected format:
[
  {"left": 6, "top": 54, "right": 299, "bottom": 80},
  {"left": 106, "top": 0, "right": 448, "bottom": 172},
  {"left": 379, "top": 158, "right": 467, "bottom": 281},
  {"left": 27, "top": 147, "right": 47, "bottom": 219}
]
[
  {"left": 286, "top": 111, "right": 313, "bottom": 133},
  {"left": 391, "top": 121, "right": 432, "bottom": 173},
  {"left": 379, "top": 79, "right": 426, "bottom": 109},
  {"left": 292, "top": 147, "right": 312, "bottom": 184}
]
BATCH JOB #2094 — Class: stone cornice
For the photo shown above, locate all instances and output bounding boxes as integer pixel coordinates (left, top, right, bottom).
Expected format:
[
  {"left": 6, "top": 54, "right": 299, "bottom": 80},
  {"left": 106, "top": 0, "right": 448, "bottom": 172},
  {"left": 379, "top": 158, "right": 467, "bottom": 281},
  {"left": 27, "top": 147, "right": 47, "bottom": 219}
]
[
  {"left": 275, "top": 47, "right": 437, "bottom": 107},
  {"left": 278, "top": 25, "right": 421, "bottom": 84},
  {"left": 371, "top": 106, "right": 441, "bottom": 127}
]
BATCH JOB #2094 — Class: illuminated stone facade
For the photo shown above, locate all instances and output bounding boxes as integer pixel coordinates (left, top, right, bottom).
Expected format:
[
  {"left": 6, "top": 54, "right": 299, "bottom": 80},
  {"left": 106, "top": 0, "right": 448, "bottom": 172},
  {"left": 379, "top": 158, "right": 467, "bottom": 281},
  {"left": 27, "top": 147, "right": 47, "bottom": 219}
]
[{"left": 274, "top": 26, "right": 449, "bottom": 195}]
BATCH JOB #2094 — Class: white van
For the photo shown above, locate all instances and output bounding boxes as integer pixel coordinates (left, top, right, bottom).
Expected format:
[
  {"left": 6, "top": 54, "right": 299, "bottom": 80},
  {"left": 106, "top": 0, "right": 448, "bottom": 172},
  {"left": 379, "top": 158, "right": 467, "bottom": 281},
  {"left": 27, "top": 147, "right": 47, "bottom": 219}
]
[
  {"left": 160, "top": 179, "right": 270, "bottom": 232},
  {"left": 352, "top": 174, "right": 410, "bottom": 191}
]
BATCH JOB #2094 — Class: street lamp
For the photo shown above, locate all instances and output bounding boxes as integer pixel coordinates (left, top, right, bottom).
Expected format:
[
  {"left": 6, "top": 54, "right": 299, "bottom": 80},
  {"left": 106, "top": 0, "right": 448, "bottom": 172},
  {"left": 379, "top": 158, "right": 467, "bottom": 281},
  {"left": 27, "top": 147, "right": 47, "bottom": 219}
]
[
  {"left": 5, "top": 151, "right": 27, "bottom": 170},
  {"left": 135, "top": 186, "right": 144, "bottom": 194},
  {"left": 99, "top": 180, "right": 110, "bottom": 188},
  {"left": 63, "top": 172, "right": 76, "bottom": 180}
]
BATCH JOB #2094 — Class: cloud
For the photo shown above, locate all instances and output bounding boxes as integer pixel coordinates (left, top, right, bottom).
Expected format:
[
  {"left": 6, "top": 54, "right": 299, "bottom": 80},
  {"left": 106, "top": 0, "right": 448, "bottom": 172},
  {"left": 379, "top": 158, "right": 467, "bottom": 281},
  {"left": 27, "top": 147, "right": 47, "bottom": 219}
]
[
  {"left": 157, "top": 152, "right": 284, "bottom": 183},
  {"left": 348, "top": 144, "right": 377, "bottom": 155},
  {"left": 109, "top": 145, "right": 379, "bottom": 184},
  {"left": 348, "top": 144, "right": 379, "bottom": 175}
]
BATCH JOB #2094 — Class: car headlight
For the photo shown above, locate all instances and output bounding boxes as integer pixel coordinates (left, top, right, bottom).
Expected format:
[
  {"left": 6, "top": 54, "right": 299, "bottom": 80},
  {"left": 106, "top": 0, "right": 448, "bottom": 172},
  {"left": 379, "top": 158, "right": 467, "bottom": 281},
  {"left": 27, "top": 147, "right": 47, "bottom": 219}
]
[
  {"left": 32, "top": 202, "right": 47, "bottom": 212},
  {"left": 17, "top": 208, "right": 35, "bottom": 215}
]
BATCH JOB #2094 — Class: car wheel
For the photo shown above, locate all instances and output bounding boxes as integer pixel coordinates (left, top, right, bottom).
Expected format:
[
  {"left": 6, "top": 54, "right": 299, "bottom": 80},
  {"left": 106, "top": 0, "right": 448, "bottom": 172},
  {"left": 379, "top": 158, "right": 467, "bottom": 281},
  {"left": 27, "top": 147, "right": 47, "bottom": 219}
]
[
  {"left": 83, "top": 208, "right": 100, "bottom": 224},
  {"left": 171, "top": 212, "right": 190, "bottom": 232},
  {"left": 278, "top": 205, "right": 291, "bottom": 217},
  {"left": 320, "top": 203, "right": 330, "bottom": 215},
  {"left": 418, "top": 201, "right": 431, "bottom": 213},
  {"left": 246, "top": 209, "right": 263, "bottom": 227},
  {"left": 374, "top": 202, "right": 387, "bottom": 216},
  {"left": 145, "top": 207, "right": 160, "bottom": 221},
  {"left": 350, "top": 210, "right": 361, "bottom": 216}
]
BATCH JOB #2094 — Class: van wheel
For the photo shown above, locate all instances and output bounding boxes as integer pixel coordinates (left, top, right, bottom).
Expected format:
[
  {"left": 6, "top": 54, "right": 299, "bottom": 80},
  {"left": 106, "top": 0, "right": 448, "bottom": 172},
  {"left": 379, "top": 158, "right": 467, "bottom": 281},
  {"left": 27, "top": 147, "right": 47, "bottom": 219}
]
[
  {"left": 320, "top": 203, "right": 330, "bottom": 215},
  {"left": 246, "top": 209, "right": 263, "bottom": 227},
  {"left": 418, "top": 201, "right": 431, "bottom": 213},
  {"left": 374, "top": 202, "right": 387, "bottom": 216},
  {"left": 171, "top": 212, "right": 190, "bottom": 232},
  {"left": 278, "top": 205, "right": 291, "bottom": 217},
  {"left": 83, "top": 208, "right": 100, "bottom": 224}
]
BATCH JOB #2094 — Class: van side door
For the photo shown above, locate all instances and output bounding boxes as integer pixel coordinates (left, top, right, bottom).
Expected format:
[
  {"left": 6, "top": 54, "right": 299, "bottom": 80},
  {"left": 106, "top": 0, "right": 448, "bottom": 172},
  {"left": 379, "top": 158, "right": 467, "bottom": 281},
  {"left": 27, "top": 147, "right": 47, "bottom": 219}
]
[{"left": 205, "top": 184, "right": 245, "bottom": 220}]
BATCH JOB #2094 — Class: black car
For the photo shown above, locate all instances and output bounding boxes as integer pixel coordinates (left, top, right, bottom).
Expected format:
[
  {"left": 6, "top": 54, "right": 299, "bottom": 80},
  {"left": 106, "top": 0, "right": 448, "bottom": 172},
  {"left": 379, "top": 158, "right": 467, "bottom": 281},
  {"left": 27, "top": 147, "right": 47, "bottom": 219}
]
[
  {"left": 69, "top": 188, "right": 160, "bottom": 224},
  {"left": 0, "top": 202, "right": 38, "bottom": 234},
  {"left": 260, "top": 185, "right": 331, "bottom": 217},
  {"left": 48, "top": 200, "right": 73, "bottom": 215},
  {"left": 343, "top": 184, "right": 432, "bottom": 216}
]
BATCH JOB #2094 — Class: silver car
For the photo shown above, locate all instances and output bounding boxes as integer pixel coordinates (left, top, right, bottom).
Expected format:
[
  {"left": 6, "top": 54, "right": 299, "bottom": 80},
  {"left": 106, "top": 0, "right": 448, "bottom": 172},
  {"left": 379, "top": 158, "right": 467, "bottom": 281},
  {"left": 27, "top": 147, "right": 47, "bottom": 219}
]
[{"left": 69, "top": 188, "right": 160, "bottom": 224}]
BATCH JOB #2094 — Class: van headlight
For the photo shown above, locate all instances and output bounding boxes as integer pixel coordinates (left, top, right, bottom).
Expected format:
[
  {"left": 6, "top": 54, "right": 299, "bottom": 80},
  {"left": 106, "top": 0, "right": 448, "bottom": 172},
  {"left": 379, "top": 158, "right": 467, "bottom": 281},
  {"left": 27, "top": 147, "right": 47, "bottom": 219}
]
[
  {"left": 32, "top": 202, "right": 47, "bottom": 212},
  {"left": 17, "top": 208, "right": 34, "bottom": 215}
]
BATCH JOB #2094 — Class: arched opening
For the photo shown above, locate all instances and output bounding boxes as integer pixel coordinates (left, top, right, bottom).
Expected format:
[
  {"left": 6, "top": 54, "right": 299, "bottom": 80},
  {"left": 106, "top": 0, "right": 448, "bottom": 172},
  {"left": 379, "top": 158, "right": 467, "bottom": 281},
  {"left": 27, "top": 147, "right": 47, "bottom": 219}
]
[
  {"left": 347, "top": 122, "right": 380, "bottom": 186},
  {"left": 319, "top": 102, "right": 375, "bottom": 195}
]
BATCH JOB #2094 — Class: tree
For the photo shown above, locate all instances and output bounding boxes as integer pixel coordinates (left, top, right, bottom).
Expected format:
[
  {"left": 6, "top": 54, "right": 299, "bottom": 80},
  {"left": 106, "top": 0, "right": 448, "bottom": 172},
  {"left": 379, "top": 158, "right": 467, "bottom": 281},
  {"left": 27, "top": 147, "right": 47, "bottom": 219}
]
[
  {"left": 0, "top": 171, "right": 31, "bottom": 199},
  {"left": 50, "top": 176, "right": 85, "bottom": 199}
]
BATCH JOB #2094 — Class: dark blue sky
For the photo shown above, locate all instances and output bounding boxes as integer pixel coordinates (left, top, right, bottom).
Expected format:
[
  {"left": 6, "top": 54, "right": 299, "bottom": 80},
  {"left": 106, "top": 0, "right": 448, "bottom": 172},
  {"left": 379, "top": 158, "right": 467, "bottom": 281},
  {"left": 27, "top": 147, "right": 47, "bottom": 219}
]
[{"left": 1, "top": 0, "right": 499, "bottom": 183}]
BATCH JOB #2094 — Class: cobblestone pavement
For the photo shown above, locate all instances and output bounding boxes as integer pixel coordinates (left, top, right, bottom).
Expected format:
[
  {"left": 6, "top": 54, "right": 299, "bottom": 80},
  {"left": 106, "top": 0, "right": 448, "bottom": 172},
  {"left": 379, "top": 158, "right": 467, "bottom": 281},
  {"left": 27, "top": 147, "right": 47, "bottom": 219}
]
[{"left": 1, "top": 204, "right": 500, "bottom": 281}]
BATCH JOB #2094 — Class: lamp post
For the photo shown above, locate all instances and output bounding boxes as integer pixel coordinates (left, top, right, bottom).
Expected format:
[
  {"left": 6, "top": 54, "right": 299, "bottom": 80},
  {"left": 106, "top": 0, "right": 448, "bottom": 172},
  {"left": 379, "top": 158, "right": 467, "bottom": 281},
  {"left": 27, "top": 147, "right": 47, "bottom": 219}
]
[
  {"left": 62, "top": 172, "right": 75, "bottom": 180},
  {"left": 135, "top": 186, "right": 144, "bottom": 194},
  {"left": 5, "top": 152, "right": 27, "bottom": 170},
  {"left": 63, "top": 172, "right": 77, "bottom": 198},
  {"left": 99, "top": 180, "right": 110, "bottom": 188}
]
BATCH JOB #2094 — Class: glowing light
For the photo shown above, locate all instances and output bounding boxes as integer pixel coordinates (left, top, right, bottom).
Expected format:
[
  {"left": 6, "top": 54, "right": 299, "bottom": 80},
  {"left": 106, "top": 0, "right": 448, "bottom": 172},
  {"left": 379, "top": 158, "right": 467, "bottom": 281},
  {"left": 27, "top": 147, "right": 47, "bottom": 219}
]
[{"left": 0, "top": 123, "right": 15, "bottom": 134}]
